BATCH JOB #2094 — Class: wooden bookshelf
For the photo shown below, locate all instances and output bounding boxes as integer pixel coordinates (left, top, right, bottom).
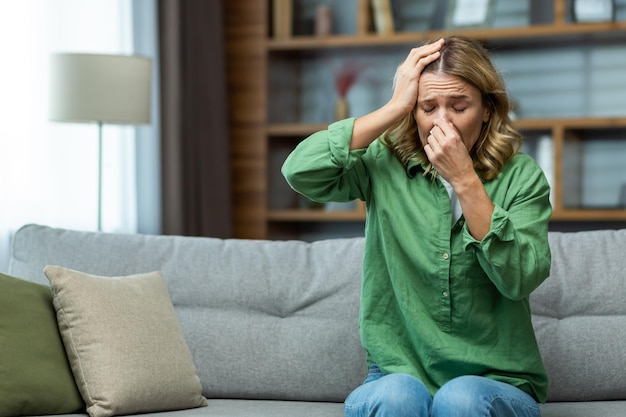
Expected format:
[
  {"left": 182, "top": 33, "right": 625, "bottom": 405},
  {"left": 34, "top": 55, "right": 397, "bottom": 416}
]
[{"left": 225, "top": 0, "right": 626, "bottom": 239}]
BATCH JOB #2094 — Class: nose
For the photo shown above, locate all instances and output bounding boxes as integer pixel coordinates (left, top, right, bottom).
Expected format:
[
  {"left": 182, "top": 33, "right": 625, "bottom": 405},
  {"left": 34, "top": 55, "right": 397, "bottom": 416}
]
[{"left": 436, "top": 107, "right": 450, "bottom": 120}]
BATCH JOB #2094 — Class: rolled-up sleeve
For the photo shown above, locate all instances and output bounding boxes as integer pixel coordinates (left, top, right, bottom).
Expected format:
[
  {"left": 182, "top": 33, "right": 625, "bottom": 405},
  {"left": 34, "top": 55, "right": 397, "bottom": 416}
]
[
  {"left": 281, "top": 118, "right": 370, "bottom": 203},
  {"left": 462, "top": 160, "right": 552, "bottom": 300}
]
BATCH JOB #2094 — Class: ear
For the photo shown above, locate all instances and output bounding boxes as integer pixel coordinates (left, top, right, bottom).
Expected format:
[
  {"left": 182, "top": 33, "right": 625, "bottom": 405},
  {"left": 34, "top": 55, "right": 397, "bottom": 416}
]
[{"left": 482, "top": 107, "right": 491, "bottom": 123}]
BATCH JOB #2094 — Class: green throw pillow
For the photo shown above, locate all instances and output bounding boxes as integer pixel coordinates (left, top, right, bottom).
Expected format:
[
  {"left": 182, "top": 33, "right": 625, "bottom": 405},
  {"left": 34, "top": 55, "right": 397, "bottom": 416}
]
[{"left": 0, "top": 272, "right": 84, "bottom": 417}]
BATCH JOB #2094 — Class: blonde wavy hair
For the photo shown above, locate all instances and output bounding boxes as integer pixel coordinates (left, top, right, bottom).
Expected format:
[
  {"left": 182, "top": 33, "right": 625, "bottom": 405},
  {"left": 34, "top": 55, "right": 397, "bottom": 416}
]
[{"left": 382, "top": 35, "right": 522, "bottom": 181}]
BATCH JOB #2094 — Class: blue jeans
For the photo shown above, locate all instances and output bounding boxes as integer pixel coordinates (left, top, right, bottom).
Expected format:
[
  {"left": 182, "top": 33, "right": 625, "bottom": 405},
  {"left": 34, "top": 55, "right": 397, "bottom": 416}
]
[{"left": 344, "top": 365, "right": 541, "bottom": 417}]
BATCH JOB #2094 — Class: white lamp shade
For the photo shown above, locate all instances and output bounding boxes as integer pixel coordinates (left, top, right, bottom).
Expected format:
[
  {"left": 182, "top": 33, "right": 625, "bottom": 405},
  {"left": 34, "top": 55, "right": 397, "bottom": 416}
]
[{"left": 49, "top": 53, "right": 151, "bottom": 124}]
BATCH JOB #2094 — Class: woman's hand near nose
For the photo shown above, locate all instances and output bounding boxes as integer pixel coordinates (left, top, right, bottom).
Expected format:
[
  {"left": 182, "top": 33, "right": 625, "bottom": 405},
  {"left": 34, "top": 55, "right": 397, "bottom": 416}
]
[
  {"left": 424, "top": 118, "right": 474, "bottom": 185},
  {"left": 349, "top": 39, "right": 444, "bottom": 150},
  {"left": 426, "top": 118, "right": 494, "bottom": 241}
]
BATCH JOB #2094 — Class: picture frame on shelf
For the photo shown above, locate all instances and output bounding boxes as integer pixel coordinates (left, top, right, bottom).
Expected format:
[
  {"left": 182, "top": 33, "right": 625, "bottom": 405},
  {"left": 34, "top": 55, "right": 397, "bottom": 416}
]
[
  {"left": 445, "top": 0, "right": 496, "bottom": 28},
  {"left": 572, "top": 0, "right": 615, "bottom": 22}
]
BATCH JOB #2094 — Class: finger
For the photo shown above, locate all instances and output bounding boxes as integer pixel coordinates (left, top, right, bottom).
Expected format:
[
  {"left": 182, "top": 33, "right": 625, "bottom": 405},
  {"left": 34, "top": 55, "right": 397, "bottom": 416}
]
[
  {"left": 427, "top": 130, "right": 441, "bottom": 154},
  {"left": 429, "top": 125, "right": 448, "bottom": 151},
  {"left": 423, "top": 143, "right": 434, "bottom": 161},
  {"left": 411, "top": 47, "right": 442, "bottom": 68},
  {"left": 417, "top": 38, "right": 444, "bottom": 59},
  {"left": 418, "top": 38, "right": 445, "bottom": 55},
  {"left": 433, "top": 119, "right": 457, "bottom": 138},
  {"left": 406, "top": 38, "right": 444, "bottom": 66},
  {"left": 416, "top": 51, "right": 441, "bottom": 70}
]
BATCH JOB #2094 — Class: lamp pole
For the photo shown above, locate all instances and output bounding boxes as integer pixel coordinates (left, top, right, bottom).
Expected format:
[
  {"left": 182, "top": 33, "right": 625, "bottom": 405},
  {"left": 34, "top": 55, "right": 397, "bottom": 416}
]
[
  {"left": 49, "top": 53, "right": 151, "bottom": 232},
  {"left": 97, "top": 121, "right": 103, "bottom": 231}
]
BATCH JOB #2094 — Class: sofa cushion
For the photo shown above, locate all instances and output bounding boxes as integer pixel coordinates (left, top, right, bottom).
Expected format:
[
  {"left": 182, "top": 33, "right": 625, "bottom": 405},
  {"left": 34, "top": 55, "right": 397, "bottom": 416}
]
[
  {"left": 144, "top": 399, "right": 345, "bottom": 417},
  {"left": 540, "top": 401, "right": 626, "bottom": 417},
  {"left": 10, "top": 225, "right": 368, "bottom": 403},
  {"left": 171, "top": 237, "right": 367, "bottom": 402},
  {"left": 43, "top": 266, "right": 207, "bottom": 417},
  {"left": 0, "top": 272, "right": 84, "bottom": 416},
  {"left": 531, "top": 229, "right": 626, "bottom": 402}
]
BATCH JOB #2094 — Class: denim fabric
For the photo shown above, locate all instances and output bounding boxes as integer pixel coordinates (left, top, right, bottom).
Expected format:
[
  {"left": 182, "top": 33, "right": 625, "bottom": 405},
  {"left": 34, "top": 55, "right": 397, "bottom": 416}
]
[{"left": 344, "top": 365, "right": 540, "bottom": 417}]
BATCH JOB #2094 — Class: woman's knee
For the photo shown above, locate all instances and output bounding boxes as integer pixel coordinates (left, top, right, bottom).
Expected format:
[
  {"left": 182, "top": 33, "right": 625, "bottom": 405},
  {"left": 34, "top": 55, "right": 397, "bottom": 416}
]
[
  {"left": 376, "top": 374, "right": 431, "bottom": 414},
  {"left": 431, "top": 375, "right": 539, "bottom": 417},
  {"left": 431, "top": 375, "right": 483, "bottom": 416},
  {"left": 345, "top": 373, "right": 431, "bottom": 417}
]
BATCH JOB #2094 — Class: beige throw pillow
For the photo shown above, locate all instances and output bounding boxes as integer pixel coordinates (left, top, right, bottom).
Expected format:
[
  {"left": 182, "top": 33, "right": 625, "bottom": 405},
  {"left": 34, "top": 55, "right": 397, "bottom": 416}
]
[{"left": 44, "top": 266, "right": 207, "bottom": 417}]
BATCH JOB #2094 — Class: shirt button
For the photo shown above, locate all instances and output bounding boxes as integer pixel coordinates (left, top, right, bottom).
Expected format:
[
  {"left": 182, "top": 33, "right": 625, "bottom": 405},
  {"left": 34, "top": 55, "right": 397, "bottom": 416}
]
[
  {"left": 459, "top": 220, "right": 465, "bottom": 226},
  {"left": 443, "top": 291, "right": 449, "bottom": 297},
  {"left": 442, "top": 252, "right": 449, "bottom": 260}
]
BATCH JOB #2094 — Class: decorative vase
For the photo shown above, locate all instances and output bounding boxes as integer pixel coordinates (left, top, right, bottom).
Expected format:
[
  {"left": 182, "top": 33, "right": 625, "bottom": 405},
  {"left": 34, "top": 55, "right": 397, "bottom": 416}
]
[
  {"left": 315, "top": 4, "right": 332, "bottom": 36},
  {"left": 334, "top": 95, "right": 349, "bottom": 120}
]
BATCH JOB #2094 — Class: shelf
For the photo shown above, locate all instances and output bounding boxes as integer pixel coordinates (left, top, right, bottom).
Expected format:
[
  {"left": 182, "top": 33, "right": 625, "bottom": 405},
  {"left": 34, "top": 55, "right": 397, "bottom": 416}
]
[
  {"left": 269, "top": 200, "right": 367, "bottom": 223},
  {"left": 269, "top": 209, "right": 626, "bottom": 224},
  {"left": 267, "top": 21, "right": 626, "bottom": 51},
  {"left": 516, "top": 117, "right": 626, "bottom": 130},
  {"left": 268, "top": 209, "right": 365, "bottom": 222},
  {"left": 267, "top": 123, "right": 327, "bottom": 136},
  {"left": 552, "top": 209, "right": 626, "bottom": 221},
  {"left": 267, "top": 117, "right": 626, "bottom": 137}
]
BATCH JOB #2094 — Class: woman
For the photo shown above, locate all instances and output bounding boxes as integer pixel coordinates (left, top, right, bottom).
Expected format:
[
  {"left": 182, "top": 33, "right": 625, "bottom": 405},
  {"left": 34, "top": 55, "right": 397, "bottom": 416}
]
[{"left": 282, "top": 35, "right": 551, "bottom": 417}]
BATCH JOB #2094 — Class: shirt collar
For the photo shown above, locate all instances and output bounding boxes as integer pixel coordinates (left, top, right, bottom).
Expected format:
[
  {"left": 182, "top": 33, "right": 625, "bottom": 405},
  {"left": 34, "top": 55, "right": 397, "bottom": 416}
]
[{"left": 406, "top": 153, "right": 432, "bottom": 179}]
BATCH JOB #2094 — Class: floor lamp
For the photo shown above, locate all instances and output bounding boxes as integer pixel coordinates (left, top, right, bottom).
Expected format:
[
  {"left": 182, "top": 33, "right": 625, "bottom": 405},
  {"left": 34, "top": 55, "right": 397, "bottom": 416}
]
[{"left": 49, "top": 53, "right": 151, "bottom": 231}]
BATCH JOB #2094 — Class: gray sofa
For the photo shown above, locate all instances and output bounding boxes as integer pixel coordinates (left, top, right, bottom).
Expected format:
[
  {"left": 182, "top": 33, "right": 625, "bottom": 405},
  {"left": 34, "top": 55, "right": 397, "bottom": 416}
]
[{"left": 7, "top": 224, "right": 626, "bottom": 417}]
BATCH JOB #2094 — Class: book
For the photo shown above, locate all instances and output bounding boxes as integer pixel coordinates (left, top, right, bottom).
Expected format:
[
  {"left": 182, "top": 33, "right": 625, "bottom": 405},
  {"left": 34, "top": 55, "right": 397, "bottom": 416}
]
[
  {"left": 370, "top": 0, "right": 394, "bottom": 34},
  {"left": 272, "top": 0, "right": 292, "bottom": 39},
  {"left": 536, "top": 135, "right": 555, "bottom": 207}
]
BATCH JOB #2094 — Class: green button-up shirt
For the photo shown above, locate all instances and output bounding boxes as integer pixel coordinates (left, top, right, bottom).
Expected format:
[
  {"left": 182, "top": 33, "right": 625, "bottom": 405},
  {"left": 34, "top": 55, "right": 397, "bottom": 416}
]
[{"left": 282, "top": 118, "right": 551, "bottom": 402}]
